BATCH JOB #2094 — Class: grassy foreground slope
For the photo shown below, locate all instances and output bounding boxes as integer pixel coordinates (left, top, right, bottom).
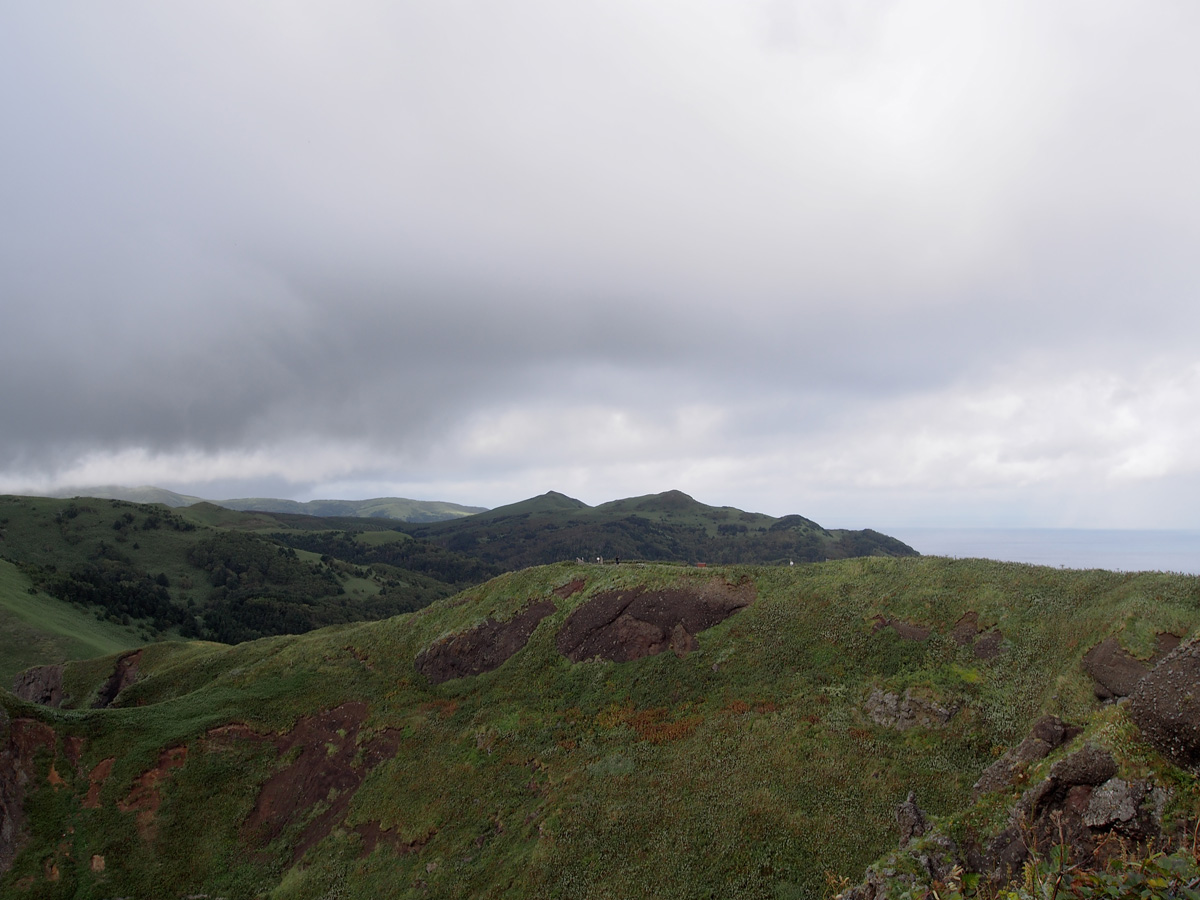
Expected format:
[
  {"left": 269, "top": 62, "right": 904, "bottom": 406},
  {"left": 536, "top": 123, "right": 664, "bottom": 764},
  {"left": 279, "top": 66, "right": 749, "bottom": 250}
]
[{"left": 4, "top": 557, "right": 1200, "bottom": 898}]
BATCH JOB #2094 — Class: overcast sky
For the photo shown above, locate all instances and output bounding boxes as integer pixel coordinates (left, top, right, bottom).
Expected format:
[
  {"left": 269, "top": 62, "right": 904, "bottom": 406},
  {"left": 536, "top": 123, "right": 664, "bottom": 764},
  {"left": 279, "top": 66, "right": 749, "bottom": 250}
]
[{"left": 3, "top": 2, "right": 1199, "bottom": 529}]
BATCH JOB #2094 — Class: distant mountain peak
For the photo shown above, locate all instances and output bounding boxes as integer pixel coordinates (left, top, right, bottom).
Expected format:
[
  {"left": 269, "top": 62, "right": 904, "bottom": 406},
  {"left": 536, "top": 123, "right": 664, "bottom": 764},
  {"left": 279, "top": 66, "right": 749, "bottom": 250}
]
[{"left": 642, "top": 489, "right": 697, "bottom": 509}]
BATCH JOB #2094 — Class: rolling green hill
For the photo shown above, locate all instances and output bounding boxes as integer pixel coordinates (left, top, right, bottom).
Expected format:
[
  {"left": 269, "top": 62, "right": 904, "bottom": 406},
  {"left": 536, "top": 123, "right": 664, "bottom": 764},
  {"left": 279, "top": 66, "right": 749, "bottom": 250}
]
[
  {"left": 4, "top": 557, "right": 1200, "bottom": 898},
  {"left": 0, "top": 492, "right": 916, "bottom": 680},
  {"left": 50, "top": 485, "right": 487, "bottom": 522},
  {"left": 395, "top": 489, "right": 917, "bottom": 569},
  {"left": 0, "top": 496, "right": 465, "bottom": 664}
]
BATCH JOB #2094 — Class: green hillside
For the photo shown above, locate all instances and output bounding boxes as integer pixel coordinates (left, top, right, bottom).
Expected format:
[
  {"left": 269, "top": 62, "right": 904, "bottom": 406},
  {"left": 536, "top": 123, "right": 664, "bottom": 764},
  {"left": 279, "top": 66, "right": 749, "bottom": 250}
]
[
  {"left": 4, "top": 558, "right": 1200, "bottom": 898},
  {"left": 51, "top": 486, "right": 487, "bottom": 521},
  {"left": 395, "top": 489, "right": 917, "bottom": 569},
  {"left": 0, "top": 559, "right": 141, "bottom": 684},
  {"left": 0, "top": 496, "right": 463, "bottom": 667},
  {"left": 1, "top": 492, "right": 916, "bottom": 679}
]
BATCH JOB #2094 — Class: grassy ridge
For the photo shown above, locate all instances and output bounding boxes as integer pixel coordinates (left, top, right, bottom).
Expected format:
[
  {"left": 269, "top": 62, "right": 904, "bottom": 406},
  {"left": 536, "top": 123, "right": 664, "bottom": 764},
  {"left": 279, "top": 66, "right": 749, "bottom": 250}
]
[
  {"left": 50, "top": 485, "right": 486, "bottom": 521},
  {"left": 4, "top": 557, "right": 1200, "bottom": 898},
  {"left": 1, "top": 490, "right": 917, "bottom": 681},
  {"left": 400, "top": 490, "right": 917, "bottom": 569}
]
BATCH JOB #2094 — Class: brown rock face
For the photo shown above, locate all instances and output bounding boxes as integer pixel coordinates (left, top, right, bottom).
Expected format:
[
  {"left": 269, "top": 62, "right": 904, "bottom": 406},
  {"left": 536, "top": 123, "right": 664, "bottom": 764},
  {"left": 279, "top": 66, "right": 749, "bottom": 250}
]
[
  {"left": 1048, "top": 746, "right": 1118, "bottom": 787},
  {"left": 11, "top": 665, "right": 64, "bottom": 708},
  {"left": 416, "top": 600, "right": 556, "bottom": 684},
  {"left": 243, "top": 702, "right": 401, "bottom": 860},
  {"left": 1, "top": 718, "right": 58, "bottom": 874},
  {"left": 972, "top": 715, "right": 1082, "bottom": 799},
  {"left": 950, "top": 611, "right": 1004, "bottom": 659},
  {"left": 871, "top": 617, "right": 930, "bottom": 641},
  {"left": 93, "top": 650, "right": 144, "bottom": 708},
  {"left": 866, "top": 689, "right": 957, "bottom": 731},
  {"left": 556, "top": 580, "right": 755, "bottom": 663},
  {"left": 1129, "top": 638, "right": 1200, "bottom": 770},
  {"left": 1083, "top": 633, "right": 1180, "bottom": 700}
]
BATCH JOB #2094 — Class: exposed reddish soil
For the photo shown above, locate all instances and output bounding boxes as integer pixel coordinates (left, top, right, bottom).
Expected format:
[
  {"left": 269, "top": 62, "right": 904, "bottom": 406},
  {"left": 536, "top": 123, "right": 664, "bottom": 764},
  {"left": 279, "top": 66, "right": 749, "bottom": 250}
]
[
  {"left": 1083, "top": 633, "right": 1180, "bottom": 700},
  {"left": 951, "top": 611, "right": 980, "bottom": 645},
  {"left": 553, "top": 579, "right": 586, "bottom": 599},
  {"left": 117, "top": 746, "right": 188, "bottom": 840},
  {"left": 11, "top": 664, "right": 64, "bottom": 708},
  {"left": 83, "top": 758, "right": 115, "bottom": 809},
  {"left": 556, "top": 580, "right": 755, "bottom": 663},
  {"left": 973, "top": 632, "right": 1004, "bottom": 660},
  {"left": 92, "top": 650, "right": 144, "bottom": 708},
  {"left": 1, "top": 718, "right": 58, "bottom": 873},
  {"left": 871, "top": 616, "right": 930, "bottom": 642},
  {"left": 242, "top": 702, "right": 402, "bottom": 861},
  {"left": 416, "top": 599, "right": 557, "bottom": 684},
  {"left": 950, "top": 611, "right": 1005, "bottom": 659}
]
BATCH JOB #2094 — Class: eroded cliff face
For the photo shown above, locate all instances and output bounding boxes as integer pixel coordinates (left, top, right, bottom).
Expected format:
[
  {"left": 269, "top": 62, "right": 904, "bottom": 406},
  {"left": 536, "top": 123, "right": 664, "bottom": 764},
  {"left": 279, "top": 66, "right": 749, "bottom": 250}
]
[
  {"left": 555, "top": 580, "right": 755, "bottom": 663},
  {"left": 416, "top": 600, "right": 557, "bottom": 684},
  {"left": 10, "top": 666, "right": 64, "bottom": 709},
  {"left": 1, "top": 711, "right": 60, "bottom": 874}
]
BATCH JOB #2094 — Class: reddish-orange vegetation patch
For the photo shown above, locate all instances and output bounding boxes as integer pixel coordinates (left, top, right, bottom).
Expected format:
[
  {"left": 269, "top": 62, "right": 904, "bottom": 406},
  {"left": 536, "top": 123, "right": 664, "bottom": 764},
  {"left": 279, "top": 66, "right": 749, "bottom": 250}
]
[
  {"left": 83, "top": 758, "right": 115, "bottom": 809},
  {"left": 553, "top": 579, "right": 586, "bottom": 599},
  {"left": 117, "top": 746, "right": 188, "bottom": 840},
  {"left": 416, "top": 599, "right": 557, "bottom": 684},
  {"left": 597, "top": 704, "right": 703, "bottom": 745},
  {"left": 557, "top": 580, "right": 755, "bottom": 663},
  {"left": 242, "top": 702, "right": 402, "bottom": 862}
]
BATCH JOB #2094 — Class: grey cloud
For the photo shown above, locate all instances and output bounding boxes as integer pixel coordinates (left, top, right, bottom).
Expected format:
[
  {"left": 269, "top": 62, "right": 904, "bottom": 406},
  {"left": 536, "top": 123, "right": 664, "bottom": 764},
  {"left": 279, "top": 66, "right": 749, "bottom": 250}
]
[{"left": 2, "top": 3, "right": 1199, "bottom": 524}]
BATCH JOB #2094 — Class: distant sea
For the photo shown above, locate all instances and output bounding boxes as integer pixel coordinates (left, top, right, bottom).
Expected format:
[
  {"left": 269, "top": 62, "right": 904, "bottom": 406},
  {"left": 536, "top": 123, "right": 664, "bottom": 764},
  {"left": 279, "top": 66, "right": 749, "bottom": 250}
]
[{"left": 886, "top": 528, "right": 1200, "bottom": 576}]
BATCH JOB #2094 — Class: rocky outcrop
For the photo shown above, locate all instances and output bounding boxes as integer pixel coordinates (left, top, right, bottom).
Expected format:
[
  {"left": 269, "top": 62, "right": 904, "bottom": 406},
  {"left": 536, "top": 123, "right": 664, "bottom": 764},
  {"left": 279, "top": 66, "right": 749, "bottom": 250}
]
[
  {"left": 866, "top": 689, "right": 957, "bottom": 731},
  {"left": 1083, "top": 633, "right": 1180, "bottom": 700},
  {"left": 416, "top": 600, "right": 556, "bottom": 684},
  {"left": 556, "top": 580, "right": 754, "bottom": 663},
  {"left": 1129, "top": 637, "right": 1200, "bottom": 770},
  {"left": 844, "top": 742, "right": 1171, "bottom": 900},
  {"left": 951, "top": 612, "right": 1004, "bottom": 659},
  {"left": 11, "top": 665, "right": 64, "bottom": 708},
  {"left": 896, "top": 792, "right": 928, "bottom": 848},
  {"left": 973, "top": 745, "right": 1163, "bottom": 886},
  {"left": 973, "top": 715, "right": 1081, "bottom": 799}
]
